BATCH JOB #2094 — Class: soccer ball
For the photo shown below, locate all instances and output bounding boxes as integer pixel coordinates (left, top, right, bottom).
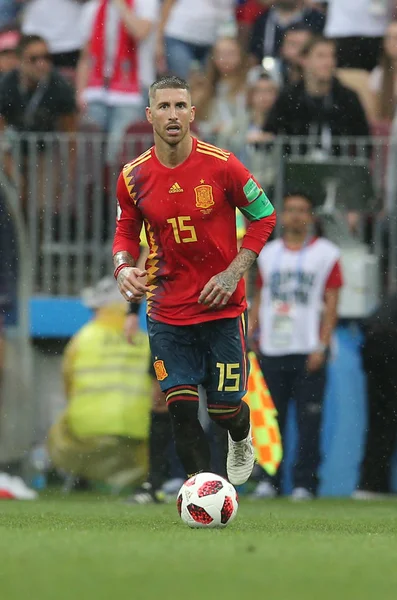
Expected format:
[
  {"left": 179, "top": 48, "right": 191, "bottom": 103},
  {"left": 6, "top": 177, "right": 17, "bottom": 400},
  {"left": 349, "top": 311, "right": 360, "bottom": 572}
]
[{"left": 177, "top": 472, "right": 238, "bottom": 528}]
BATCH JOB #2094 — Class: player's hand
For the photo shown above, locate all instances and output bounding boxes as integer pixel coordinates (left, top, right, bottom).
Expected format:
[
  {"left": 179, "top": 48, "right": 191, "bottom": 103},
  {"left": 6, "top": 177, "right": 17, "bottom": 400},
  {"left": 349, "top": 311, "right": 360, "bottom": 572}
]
[
  {"left": 198, "top": 270, "right": 238, "bottom": 309},
  {"left": 117, "top": 266, "right": 149, "bottom": 302},
  {"left": 124, "top": 313, "right": 139, "bottom": 344},
  {"left": 306, "top": 350, "right": 326, "bottom": 373}
]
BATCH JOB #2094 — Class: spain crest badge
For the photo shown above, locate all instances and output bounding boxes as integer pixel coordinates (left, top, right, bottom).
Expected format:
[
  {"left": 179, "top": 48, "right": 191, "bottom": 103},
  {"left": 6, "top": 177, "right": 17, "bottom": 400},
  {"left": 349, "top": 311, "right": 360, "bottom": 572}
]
[
  {"left": 153, "top": 359, "right": 168, "bottom": 381},
  {"left": 194, "top": 184, "right": 215, "bottom": 210}
]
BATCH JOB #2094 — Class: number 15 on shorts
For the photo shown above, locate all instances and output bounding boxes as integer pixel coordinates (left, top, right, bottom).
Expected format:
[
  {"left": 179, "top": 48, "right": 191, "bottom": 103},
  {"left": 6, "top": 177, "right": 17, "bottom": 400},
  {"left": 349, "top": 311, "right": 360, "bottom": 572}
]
[{"left": 216, "top": 363, "right": 241, "bottom": 392}]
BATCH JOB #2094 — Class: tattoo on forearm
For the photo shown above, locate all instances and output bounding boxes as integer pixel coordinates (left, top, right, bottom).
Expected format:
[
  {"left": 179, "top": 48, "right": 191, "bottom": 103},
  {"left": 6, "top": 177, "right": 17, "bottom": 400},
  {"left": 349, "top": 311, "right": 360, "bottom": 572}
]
[
  {"left": 215, "top": 248, "right": 257, "bottom": 291},
  {"left": 113, "top": 251, "right": 136, "bottom": 270}
]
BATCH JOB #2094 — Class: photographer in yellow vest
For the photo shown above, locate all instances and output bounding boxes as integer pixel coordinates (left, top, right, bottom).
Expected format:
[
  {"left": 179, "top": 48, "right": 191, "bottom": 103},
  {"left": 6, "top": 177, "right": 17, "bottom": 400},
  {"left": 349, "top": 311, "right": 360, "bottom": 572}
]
[{"left": 48, "top": 277, "right": 151, "bottom": 489}]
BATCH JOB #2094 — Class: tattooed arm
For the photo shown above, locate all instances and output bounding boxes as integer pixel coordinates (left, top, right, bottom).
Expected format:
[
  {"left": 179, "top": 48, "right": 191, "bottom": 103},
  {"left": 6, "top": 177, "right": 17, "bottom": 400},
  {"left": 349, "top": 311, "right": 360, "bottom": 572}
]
[
  {"left": 113, "top": 172, "right": 148, "bottom": 302},
  {"left": 198, "top": 155, "right": 277, "bottom": 309},
  {"left": 198, "top": 248, "right": 257, "bottom": 308}
]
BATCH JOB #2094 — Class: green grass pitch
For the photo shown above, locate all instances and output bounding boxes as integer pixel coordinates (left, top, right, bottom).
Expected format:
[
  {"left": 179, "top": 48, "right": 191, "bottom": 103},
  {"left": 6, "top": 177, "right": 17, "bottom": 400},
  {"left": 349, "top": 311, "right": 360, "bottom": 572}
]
[{"left": 0, "top": 496, "right": 396, "bottom": 600}]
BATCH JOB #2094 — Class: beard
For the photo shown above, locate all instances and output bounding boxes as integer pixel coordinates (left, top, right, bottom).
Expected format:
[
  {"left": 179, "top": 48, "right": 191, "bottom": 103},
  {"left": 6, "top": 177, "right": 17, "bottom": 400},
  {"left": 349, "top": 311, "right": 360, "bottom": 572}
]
[{"left": 154, "top": 124, "right": 188, "bottom": 147}]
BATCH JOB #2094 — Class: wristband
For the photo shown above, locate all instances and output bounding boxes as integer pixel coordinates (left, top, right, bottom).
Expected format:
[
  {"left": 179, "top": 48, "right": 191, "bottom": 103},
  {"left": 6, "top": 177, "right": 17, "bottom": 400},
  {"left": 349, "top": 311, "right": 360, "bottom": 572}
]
[
  {"left": 128, "top": 302, "right": 140, "bottom": 315},
  {"left": 114, "top": 263, "right": 130, "bottom": 280}
]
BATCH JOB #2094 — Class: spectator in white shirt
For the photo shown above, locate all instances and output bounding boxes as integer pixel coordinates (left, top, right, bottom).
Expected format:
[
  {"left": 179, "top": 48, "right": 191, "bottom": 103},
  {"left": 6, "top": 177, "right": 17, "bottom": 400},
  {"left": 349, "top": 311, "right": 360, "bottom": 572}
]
[
  {"left": 325, "top": 0, "right": 397, "bottom": 71},
  {"left": 21, "top": 0, "right": 86, "bottom": 69},
  {"left": 156, "top": 0, "right": 236, "bottom": 80}
]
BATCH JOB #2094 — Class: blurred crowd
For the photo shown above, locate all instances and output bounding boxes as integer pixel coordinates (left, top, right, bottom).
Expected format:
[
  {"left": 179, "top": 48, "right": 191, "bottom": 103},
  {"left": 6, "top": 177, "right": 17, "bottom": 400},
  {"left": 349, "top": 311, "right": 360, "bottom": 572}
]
[
  {"left": 0, "top": 1, "right": 397, "bottom": 208},
  {"left": 0, "top": 0, "right": 397, "bottom": 242}
]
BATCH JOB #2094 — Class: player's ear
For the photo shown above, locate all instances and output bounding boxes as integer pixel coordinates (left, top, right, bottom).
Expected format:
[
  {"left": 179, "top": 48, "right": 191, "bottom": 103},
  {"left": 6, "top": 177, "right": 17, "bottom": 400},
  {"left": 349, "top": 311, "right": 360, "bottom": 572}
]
[
  {"left": 190, "top": 105, "right": 196, "bottom": 124},
  {"left": 146, "top": 106, "right": 153, "bottom": 124}
]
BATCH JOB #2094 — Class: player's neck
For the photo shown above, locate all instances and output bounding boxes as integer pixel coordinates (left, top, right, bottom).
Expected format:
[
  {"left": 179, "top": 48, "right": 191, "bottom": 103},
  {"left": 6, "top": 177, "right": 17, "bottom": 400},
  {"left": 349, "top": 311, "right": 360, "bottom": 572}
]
[
  {"left": 283, "top": 230, "right": 308, "bottom": 248},
  {"left": 154, "top": 134, "right": 193, "bottom": 169}
]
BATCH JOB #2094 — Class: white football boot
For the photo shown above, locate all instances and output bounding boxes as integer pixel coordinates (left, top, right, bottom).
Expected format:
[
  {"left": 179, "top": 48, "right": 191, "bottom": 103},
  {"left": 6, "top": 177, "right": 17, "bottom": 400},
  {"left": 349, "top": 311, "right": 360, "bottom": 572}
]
[
  {"left": 0, "top": 473, "right": 38, "bottom": 500},
  {"left": 290, "top": 487, "right": 314, "bottom": 501},
  {"left": 227, "top": 425, "right": 255, "bottom": 485}
]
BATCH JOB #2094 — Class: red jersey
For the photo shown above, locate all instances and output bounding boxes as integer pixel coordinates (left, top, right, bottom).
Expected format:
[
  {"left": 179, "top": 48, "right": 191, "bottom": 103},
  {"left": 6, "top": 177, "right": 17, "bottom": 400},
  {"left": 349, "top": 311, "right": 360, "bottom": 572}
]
[{"left": 113, "top": 138, "right": 276, "bottom": 326}]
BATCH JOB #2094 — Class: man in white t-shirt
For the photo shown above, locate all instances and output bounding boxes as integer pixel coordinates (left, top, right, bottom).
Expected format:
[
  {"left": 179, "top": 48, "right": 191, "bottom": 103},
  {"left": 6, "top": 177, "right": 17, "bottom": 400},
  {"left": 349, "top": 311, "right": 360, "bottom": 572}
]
[
  {"left": 21, "top": 0, "right": 86, "bottom": 69},
  {"left": 76, "top": 0, "right": 159, "bottom": 164},
  {"left": 156, "top": 0, "right": 236, "bottom": 80},
  {"left": 325, "top": 0, "right": 397, "bottom": 70},
  {"left": 249, "top": 191, "right": 343, "bottom": 500}
]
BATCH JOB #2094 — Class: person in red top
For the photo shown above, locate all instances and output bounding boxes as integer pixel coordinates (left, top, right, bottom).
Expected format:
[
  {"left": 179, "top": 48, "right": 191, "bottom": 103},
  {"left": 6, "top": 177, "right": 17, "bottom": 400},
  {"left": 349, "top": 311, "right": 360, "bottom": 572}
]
[{"left": 113, "top": 75, "right": 276, "bottom": 485}]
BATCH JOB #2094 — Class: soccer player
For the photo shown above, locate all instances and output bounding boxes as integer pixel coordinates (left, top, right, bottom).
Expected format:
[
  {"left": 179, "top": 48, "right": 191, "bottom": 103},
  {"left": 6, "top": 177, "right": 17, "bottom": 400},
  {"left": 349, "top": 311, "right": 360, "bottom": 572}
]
[
  {"left": 113, "top": 75, "right": 276, "bottom": 485},
  {"left": 125, "top": 216, "right": 248, "bottom": 504}
]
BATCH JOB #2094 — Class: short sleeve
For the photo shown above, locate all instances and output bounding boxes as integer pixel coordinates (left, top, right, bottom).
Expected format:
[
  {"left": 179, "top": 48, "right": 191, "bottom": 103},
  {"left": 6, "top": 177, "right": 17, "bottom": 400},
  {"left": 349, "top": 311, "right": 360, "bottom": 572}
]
[{"left": 325, "top": 260, "right": 343, "bottom": 289}]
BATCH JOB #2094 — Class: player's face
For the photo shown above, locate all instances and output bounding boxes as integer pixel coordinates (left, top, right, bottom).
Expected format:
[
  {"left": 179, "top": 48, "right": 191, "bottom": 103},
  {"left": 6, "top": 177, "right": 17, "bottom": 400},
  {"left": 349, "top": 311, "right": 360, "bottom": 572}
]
[
  {"left": 303, "top": 42, "right": 336, "bottom": 83},
  {"left": 281, "top": 30, "right": 312, "bottom": 66},
  {"left": 251, "top": 78, "right": 278, "bottom": 113},
  {"left": 213, "top": 38, "right": 243, "bottom": 76},
  {"left": 281, "top": 196, "right": 314, "bottom": 234},
  {"left": 20, "top": 41, "right": 52, "bottom": 83},
  {"left": 146, "top": 88, "right": 195, "bottom": 147}
]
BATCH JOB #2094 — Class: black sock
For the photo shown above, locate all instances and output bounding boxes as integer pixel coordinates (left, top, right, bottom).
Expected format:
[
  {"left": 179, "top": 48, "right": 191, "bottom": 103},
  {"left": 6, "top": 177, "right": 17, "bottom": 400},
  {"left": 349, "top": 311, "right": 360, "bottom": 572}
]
[
  {"left": 168, "top": 401, "right": 211, "bottom": 477},
  {"left": 215, "top": 401, "right": 251, "bottom": 442},
  {"left": 148, "top": 411, "right": 173, "bottom": 491}
]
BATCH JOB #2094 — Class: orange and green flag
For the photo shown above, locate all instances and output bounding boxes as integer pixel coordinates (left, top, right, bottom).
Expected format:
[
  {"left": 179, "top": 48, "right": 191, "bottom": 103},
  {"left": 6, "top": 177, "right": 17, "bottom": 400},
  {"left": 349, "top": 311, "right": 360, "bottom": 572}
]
[{"left": 245, "top": 351, "right": 282, "bottom": 476}]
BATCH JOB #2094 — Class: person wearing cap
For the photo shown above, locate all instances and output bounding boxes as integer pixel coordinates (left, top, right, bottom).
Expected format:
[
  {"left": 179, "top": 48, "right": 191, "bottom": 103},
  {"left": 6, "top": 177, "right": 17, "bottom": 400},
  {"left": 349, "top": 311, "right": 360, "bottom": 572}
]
[{"left": 47, "top": 276, "right": 151, "bottom": 489}]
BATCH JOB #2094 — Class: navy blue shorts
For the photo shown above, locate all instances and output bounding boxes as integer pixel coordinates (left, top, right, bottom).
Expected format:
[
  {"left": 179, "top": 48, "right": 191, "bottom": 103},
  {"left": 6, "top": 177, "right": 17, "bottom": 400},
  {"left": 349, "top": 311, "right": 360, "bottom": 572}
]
[{"left": 147, "top": 313, "right": 249, "bottom": 410}]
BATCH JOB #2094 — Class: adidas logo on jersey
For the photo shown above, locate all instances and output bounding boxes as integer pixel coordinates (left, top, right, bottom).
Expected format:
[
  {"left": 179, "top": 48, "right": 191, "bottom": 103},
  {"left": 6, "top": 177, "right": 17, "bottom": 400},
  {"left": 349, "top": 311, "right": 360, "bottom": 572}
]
[{"left": 169, "top": 182, "right": 184, "bottom": 193}]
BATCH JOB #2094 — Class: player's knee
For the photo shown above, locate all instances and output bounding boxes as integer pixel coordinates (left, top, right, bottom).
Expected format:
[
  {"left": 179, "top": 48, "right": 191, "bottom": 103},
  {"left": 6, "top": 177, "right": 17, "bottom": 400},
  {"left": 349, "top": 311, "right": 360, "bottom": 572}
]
[
  {"left": 166, "top": 385, "right": 199, "bottom": 424},
  {"left": 207, "top": 399, "right": 250, "bottom": 429}
]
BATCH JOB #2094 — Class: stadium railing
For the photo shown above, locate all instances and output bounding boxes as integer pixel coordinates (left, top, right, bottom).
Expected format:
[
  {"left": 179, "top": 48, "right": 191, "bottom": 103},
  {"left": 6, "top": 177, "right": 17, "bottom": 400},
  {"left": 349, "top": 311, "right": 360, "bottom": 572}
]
[{"left": 0, "top": 131, "right": 395, "bottom": 301}]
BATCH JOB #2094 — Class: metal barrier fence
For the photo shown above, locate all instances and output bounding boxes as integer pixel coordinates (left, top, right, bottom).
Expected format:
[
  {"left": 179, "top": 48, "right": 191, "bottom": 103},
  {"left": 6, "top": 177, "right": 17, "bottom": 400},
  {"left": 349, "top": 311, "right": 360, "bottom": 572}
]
[{"left": 0, "top": 132, "right": 396, "bottom": 296}]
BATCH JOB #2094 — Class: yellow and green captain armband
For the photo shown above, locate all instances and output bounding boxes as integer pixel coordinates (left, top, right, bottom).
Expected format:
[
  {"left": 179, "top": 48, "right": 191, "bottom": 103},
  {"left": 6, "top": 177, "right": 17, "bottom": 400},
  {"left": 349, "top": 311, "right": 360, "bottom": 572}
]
[{"left": 240, "top": 178, "right": 274, "bottom": 221}]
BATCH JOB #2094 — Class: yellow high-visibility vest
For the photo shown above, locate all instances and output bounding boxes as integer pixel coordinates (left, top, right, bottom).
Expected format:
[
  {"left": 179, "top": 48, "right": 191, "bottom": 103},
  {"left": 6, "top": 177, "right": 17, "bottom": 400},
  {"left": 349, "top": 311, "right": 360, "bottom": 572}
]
[
  {"left": 245, "top": 351, "right": 282, "bottom": 476},
  {"left": 64, "top": 306, "right": 151, "bottom": 440}
]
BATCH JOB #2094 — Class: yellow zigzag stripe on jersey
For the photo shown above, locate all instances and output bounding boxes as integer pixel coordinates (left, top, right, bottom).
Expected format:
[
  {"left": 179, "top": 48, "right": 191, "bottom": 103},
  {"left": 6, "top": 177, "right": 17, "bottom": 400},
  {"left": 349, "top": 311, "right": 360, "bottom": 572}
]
[
  {"left": 122, "top": 152, "right": 152, "bottom": 203},
  {"left": 144, "top": 220, "right": 159, "bottom": 315},
  {"left": 197, "top": 140, "right": 230, "bottom": 158},
  {"left": 196, "top": 148, "right": 228, "bottom": 161},
  {"left": 123, "top": 163, "right": 137, "bottom": 204}
]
